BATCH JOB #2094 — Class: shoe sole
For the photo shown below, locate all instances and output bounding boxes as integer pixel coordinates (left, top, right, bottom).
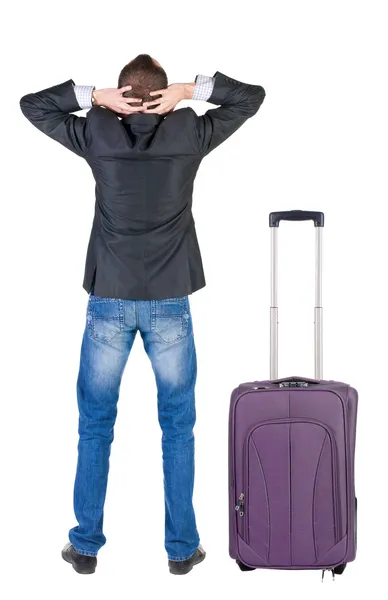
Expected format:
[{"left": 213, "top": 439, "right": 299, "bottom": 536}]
[
  {"left": 62, "top": 550, "right": 96, "bottom": 575},
  {"left": 169, "top": 551, "right": 206, "bottom": 575}
]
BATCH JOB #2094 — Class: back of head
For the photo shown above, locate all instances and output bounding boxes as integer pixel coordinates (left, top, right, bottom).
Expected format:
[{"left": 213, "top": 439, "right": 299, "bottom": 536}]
[{"left": 118, "top": 54, "right": 168, "bottom": 106}]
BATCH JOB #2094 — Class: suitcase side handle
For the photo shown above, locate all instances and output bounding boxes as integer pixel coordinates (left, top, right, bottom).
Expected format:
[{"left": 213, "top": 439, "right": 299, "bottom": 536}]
[{"left": 269, "top": 210, "right": 324, "bottom": 228}]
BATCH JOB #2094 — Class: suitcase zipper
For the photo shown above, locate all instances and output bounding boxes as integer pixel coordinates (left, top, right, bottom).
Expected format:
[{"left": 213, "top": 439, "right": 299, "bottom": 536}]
[{"left": 235, "top": 493, "right": 245, "bottom": 517}]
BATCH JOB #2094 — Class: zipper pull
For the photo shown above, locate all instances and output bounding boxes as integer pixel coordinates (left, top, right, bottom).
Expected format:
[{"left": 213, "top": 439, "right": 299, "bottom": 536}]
[{"left": 235, "top": 493, "right": 245, "bottom": 516}]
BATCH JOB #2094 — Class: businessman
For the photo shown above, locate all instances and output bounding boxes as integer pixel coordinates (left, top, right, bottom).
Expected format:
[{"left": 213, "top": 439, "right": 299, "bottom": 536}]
[{"left": 20, "top": 54, "right": 265, "bottom": 575}]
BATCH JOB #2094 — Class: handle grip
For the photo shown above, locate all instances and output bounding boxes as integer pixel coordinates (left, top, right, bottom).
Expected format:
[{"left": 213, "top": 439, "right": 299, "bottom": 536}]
[
  {"left": 271, "top": 376, "right": 321, "bottom": 388},
  {"left": 269, "top": 210, "right": 324, "bottom": 228}
]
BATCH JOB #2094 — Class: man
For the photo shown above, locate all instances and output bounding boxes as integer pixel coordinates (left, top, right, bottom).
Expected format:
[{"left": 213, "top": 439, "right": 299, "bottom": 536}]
[{"left": 20, "top": 54, "right": 265, "bottom": 575}]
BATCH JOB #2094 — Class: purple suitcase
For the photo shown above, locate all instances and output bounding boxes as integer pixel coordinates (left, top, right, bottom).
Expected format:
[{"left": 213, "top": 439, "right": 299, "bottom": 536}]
[{"left": 229, "top": 211, "right": 358, "bottom": 578}]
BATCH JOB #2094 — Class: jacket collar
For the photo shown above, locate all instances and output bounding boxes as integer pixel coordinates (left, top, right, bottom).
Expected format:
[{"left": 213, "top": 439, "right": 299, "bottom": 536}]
[{"left": 121, "top": 113, "right": 164, "bottom": 131}]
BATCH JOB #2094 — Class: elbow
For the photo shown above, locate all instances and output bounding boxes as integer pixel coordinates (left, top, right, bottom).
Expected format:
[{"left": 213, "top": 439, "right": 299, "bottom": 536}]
[
  {"left": 20, "top": 93, "right": 30, "bottom": 108},
  {"left": 19, "top": 94, "right": 29, "bottom": 116},
  {"left": 259, "top": 85, "right": 266, "bottom": 100},
  {"left": 250, "top": 85, "right": 266, "bottom": 115},
  {"left": 19, "top": 93, "right": 36, "bottom": 117},
  {"left": 254, "top": 85, "right": 266, "bottom": 105}
]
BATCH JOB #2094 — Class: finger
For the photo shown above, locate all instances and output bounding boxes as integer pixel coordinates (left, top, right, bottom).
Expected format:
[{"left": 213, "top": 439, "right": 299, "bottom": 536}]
[
  {"left": 143, "top": 98, "right": 165, "bottom": 108},
  {"left": 144, "top": 105, "right": 167, "bottom": 115},
  {"left": 142, "top": 109, "right": 160, "bottom": 114},
  {"left": 128, "top": 105, "right": 145, "bottom": 113},
  {"left": 149, "top": 89, "right": 167, "bottom": 97},
  {"left": 144, "top": 100, "right": 166, "bottom": 112},
  {"left": 117, "top": 102, "right": 141, "bottom": 111},
  {"left": 123, "top": 98, "right": 142, "bottom": 104},
  {"left": 116, "top": 104, "right": 142, "bottom": 115},
  {"left": 118, "top": 85, "right": 133, "bottom": 93}
]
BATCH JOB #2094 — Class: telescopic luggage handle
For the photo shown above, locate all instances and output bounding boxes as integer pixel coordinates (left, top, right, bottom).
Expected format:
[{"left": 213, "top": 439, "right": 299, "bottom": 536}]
[{"left": 269, "top": 210, "right": 324, "bottom": 381}]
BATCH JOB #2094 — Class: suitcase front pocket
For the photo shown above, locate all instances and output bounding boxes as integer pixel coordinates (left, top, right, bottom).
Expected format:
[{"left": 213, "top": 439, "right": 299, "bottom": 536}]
[{"left": 241, "top": 418, "right": 340, "bottom": 567}]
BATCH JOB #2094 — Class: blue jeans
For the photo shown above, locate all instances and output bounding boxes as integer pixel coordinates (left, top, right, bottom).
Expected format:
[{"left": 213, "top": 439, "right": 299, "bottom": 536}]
[{"left": 69, "top": 295, "right": 199, "bottom": 561}]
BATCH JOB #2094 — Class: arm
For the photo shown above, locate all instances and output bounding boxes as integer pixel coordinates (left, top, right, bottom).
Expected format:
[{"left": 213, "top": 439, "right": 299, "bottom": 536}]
[
  {"left": 20, "top": 80, "right": 91, "bottom": 158},
  {"left": 143, "top": 72, "right": 265, "bottom": 156},
  {"left": 194, "top": 72, "right": 266, "bottom": 155},
  {"left": 20, "top": 82, "right": 143, "bottom": 157}
]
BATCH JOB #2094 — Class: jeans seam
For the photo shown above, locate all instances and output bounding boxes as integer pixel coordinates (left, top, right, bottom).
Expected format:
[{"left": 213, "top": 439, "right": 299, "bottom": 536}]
[
  {"left": 72, "top": 546, "right": 98, "bottom": 557},
  {"left": 88, "top": 326, "right": 121, "bottom": 346},
  {"left": 119, "top": 299, "right": 124, "bottom": 331},
  {"left": 150, "top": 300, "right": 156, "bottom": 331},
  {"left": 152, "top": 325, "right": 187, "bottom": 345},
  {"left": 89, "top": 296, "right": 119, "bottom": 303},
  {"left": 168, "top": 546, "right": 199, "bottom": 562}
]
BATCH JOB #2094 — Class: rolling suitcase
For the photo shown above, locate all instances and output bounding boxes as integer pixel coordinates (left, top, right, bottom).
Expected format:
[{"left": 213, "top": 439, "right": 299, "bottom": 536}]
[{"left": 229, "top": 211, "right": 358, "bottom": 579}]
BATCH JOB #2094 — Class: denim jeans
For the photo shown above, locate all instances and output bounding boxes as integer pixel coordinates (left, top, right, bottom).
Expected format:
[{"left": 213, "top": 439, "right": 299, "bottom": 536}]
[{"left": 68, "top": 295, "right": 200, "bottom": 561}]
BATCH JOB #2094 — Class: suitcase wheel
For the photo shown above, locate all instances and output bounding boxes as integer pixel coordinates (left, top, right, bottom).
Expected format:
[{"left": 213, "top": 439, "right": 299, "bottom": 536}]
[
  {"left": 333, "top": 563, "right": 347, "bottom": 575},
  {"left": 236, "top": 560, "right": 255, "bottom": 571}
]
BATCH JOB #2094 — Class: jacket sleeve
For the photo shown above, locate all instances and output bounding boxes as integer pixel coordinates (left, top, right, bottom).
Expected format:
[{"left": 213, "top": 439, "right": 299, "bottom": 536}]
[
  {"left": 20, "top": 80, "right": 90, "bottom": 158},
  {"left": 194, "top": 72, "right": 265, "bottom": 156}
]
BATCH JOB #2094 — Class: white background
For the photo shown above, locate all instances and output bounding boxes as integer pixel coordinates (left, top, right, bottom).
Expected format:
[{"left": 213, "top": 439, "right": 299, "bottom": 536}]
[{"left": 2, "top": 0, "right": 387, "bottom": 598}]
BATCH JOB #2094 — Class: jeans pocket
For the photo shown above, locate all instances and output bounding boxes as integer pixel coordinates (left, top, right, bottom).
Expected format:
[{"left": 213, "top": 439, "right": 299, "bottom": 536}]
[
  {"left": 87, "top": 296, "right": 124, "bottom": 344},
  {"left": 151, "top": 297, "right": 190, "bottom": 344}
]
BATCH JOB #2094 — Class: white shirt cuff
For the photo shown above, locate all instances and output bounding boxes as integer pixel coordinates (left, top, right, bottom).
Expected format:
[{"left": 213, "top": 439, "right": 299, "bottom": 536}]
[
  {"left": 74, "top": 85, "right": 94, "bottom": 109},
  {"left": 193, "top": 75, "right": 215, "bottom": 102}
]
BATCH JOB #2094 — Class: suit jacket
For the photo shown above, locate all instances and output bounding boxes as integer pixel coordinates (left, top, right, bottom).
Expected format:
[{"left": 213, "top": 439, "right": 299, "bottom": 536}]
[{"left": 20, "top": 72, "right": 265, "bottom": 300}]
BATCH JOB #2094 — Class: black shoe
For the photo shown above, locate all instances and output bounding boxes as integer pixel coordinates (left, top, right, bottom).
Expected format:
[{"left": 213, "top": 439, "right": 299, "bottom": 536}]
[
  {"left": 168, "top": 545, "right": 206, "bottom": 575},
  {"left": 62, "top": 543, "right": 97, "bottom": 574}
]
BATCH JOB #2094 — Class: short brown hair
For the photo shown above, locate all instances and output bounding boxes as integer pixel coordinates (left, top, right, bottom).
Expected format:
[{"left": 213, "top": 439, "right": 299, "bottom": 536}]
[{"left": 118, "top": 54, "right": 168, "bottom": 106}]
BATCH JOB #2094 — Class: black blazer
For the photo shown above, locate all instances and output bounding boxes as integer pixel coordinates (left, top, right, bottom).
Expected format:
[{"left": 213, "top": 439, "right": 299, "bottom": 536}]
[{"left": 20, "top": 72, "right": 265, "bottom": 300}]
